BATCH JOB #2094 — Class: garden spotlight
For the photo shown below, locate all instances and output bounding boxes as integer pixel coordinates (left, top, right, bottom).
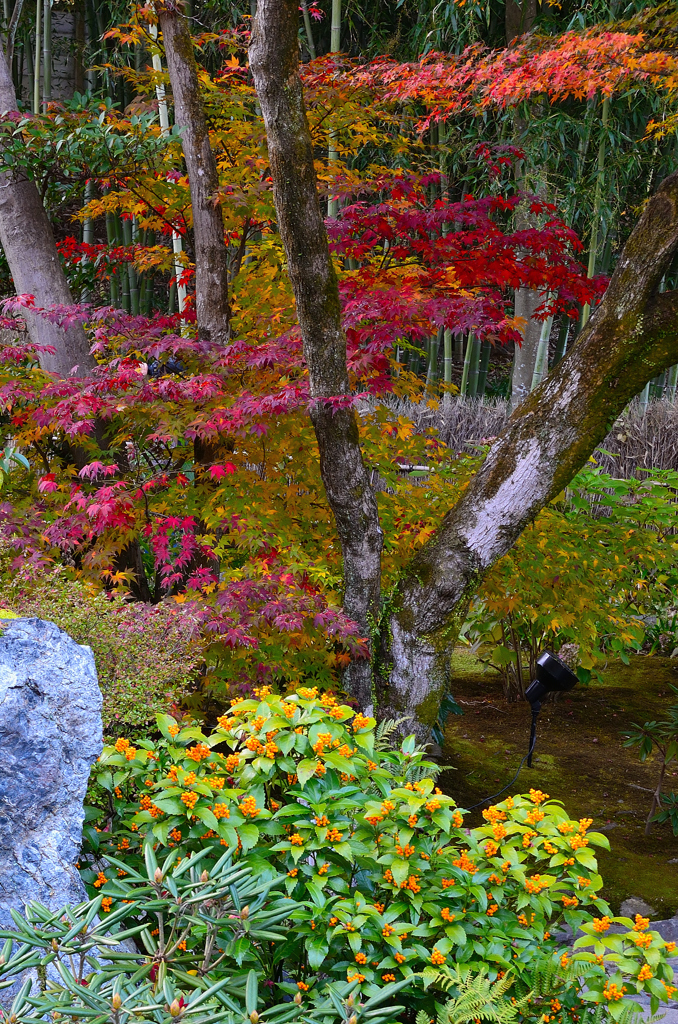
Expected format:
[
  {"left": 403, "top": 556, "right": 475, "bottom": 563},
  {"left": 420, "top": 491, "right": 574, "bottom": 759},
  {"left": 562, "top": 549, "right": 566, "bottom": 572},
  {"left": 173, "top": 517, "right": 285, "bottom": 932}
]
[
  {"left": 469, "top": 649, "right": 577, "bottom": 808},
  {"left": 524, "top": 650, "right": 578, "bottom": 767}
]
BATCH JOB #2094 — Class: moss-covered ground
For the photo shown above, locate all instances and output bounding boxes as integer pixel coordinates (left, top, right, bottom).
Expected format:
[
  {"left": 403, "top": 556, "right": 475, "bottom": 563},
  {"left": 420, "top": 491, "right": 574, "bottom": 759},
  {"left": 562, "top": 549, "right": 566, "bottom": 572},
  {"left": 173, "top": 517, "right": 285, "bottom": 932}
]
[{"left": 439, "top": 651, "right": 678, "bottom": 917}]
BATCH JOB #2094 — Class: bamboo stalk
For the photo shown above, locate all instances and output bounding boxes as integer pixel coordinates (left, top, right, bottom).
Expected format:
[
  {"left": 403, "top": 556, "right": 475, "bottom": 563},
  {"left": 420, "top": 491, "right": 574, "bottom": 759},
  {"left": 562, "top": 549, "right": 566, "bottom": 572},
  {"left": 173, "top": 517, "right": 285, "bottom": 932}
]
[
  {"left": 477, "top": 340, "right": 491, "bottom": 399},
  {"left": 666, "top": 363, "right": 678, "bottom": 403},
  {"left": 530, "top": 314, "right": 554, "bottom": 391},
  {"left": 105, "top": 211, "right": 120, "bottom": 307},
  {"left": 80, "top": 179, "right": 94, "bottom": 302},
  {"left": 552, "top": 318, "right": 570, "bottom": 365},
  {"left": 41, "top": 0, "right": 50, "bottom": 109},
  {"left": 426, "top": 327, "right": 441, "bottom": 390},
  {"left": 32, "top": 0, "right": 39, "bottom": 113},
  {"left": 459, "top": 332, "right": 474, "bottom": 397},
  {"left": 144, "top": 230, "right": 155, "bottom": 315},
  {"left": 467, "top": 334, "right": 481, "bottom": 398},
  {"left": 116, "top": 215, "right": 130, "bottom": 312},
  {"left": 327, "top": 0, "right": 341, "bottom": 218},
  {"left": 581, "top": 95, "right": 610, "bottom": 328},
  {"left": 123, "top": 216, "right": 139, "bottom": 315},
  {"left": 443, "top": 329, "right": 452, "bottom": 385},
  {"left": 638, "top": 380, "right": 650, "bottom": 414},
  {"left": 300, "top": 0, "right": 316, "bottom": 59}
]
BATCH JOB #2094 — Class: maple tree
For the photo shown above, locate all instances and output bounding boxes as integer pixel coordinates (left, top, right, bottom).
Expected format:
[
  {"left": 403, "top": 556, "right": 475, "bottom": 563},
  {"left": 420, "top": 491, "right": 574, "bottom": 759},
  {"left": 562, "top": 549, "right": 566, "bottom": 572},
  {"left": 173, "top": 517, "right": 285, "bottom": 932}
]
[
  {"left": 249, "top": 0, "right": 678, "bottom": 732},
  {"left": 1, "top": 2, "right": 678, "bottom": 730}
]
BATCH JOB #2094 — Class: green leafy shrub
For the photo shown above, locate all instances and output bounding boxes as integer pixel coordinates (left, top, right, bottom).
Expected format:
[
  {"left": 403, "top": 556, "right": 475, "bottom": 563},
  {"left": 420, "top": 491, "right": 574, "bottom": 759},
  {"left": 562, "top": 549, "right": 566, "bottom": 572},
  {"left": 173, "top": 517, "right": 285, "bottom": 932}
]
[
  {"left": 461, "top": 465, "right": 678, "bottom": 697},
  {"left": 0, "top": 562, "right": 203, "bottom": 729},
  {"left": 0, "top": 842, "right": 408, "bottom": 1024},
  {"left": 82, "top": 687, "right": 676, "bottom": 1021}
]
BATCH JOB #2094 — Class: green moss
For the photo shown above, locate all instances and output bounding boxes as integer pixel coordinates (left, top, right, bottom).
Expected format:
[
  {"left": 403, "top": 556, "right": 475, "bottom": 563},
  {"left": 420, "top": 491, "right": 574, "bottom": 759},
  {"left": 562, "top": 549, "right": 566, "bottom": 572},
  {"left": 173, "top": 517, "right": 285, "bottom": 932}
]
[
  {"left": 416, "top": 684, "right": 446, "bottom": 726},
  {"left": 441, "top": 652, "right": 678, "bottom": 917}
]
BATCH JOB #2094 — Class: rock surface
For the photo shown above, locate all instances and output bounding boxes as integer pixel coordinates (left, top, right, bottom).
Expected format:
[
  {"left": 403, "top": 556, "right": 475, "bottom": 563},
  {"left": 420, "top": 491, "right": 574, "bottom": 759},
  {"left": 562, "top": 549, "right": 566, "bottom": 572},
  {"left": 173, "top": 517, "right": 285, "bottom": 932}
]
[
  {"left": 620, "top": 896, "right": 657, "bottom": 919},
  {"left": 0, "top": 617, "right": 102, "bottom": 927}
]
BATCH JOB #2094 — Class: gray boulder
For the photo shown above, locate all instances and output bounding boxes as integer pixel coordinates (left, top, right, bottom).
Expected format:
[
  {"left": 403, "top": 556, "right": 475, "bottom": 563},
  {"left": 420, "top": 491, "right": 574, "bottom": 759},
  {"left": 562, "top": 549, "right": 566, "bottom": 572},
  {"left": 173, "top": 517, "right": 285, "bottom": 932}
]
[{"left": 0, "top": 617, "right": 102, "bottom": 927}]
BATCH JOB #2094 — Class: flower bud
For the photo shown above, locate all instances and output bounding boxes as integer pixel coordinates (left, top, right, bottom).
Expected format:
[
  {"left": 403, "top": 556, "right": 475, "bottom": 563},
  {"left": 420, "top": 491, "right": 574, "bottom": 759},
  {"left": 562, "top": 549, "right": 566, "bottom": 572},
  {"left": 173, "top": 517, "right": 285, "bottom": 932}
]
[
  {"left": 249, "top": 1012, "right": 259, "bottom": 1023},
  {"left": 346, "top": 995, "right": 354, "bottom": 1008},
  {"left": 169, "top": 1000, "right": 182, "bottom": 1017},
  {"left": 293, "top": 993, "right": 302, "bottom": 1005},
  {"left": 154, "top": 868, "right": 164, "bottom": 884},
  {"left": 200, "top": 870, "right": 209, "bottom": 883},
  {"left": 241, "top": 905, "right": 249, "bottom": 920},
  {"left": 51, "top": 939, "right": 59, "bottom": 951},
  {"left": 111, "top": 994, "right": 122, "bottom": 1010},
  {"left": 348, "top": 1015, "right": 357, "bottom": 1024}
]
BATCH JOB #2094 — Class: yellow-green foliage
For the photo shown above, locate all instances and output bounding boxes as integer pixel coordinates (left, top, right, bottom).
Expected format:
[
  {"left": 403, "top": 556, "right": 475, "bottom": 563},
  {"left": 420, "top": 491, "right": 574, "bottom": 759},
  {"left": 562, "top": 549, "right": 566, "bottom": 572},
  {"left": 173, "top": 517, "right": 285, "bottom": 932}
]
[
  {"left": 83, "top": 687, "right": 675, "bottom": 1020},
  {"left": 463, "top": 465, "right": 678, "bottom": 696},
  {"left": 0, "top": 562, "right": 203, "bottom": 729}
]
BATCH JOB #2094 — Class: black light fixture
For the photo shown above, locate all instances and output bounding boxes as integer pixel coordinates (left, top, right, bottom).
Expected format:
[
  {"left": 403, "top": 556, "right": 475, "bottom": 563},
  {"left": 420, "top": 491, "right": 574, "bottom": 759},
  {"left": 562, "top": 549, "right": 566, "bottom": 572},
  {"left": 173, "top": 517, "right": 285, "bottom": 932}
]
[
  {"left": 469, "top": 649, "right": 578, "bottom": 809},
  {"left": 524, "top": 650, "right": 578, "bottom": 766}
]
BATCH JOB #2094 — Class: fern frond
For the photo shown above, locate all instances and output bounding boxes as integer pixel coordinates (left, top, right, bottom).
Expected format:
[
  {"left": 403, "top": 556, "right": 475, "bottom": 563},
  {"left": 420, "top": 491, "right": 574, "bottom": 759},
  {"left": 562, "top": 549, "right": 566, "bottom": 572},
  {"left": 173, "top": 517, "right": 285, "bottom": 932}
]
[
  {"left": 420, "top": 965, "right": 529, "bottom": 1024},
  {"left": 374, "top": 718, "right": 409, "bottom": 749}
]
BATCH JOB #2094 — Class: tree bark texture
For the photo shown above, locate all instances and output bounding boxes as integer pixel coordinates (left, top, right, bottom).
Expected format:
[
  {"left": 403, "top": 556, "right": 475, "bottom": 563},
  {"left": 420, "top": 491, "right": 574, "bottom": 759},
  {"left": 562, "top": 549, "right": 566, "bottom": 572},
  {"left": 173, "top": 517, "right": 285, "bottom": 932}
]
[
  {"left": 377, "top": 169, "right": 678, "bottom": 738},
  {"left": 0, "top": 46, "right": 95, "bottom": 377},
  {"left": 158, "top": 4, "right": 231, "bottom": 347},
  {"left": 249, "top": 0, "right": 383, "bottom": 712}
]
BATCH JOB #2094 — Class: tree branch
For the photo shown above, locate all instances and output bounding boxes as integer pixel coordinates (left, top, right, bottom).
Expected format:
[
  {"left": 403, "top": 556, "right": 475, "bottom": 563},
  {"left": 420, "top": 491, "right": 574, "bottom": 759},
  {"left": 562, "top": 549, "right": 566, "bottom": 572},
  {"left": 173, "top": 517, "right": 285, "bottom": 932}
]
[{"left": 5, "top": 0, "right": 25, "bottom": 67}]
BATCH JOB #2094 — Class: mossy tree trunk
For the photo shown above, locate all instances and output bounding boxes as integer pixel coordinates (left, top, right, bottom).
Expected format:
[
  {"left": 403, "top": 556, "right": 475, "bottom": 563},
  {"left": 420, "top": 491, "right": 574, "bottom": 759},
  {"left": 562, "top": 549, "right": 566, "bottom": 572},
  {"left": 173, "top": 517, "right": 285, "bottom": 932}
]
[
  {"left": 376, "top": 170, "right": 678, "bottom": 738},
  {"left": 249, "top": 0, "right": 383, "bottom": 713},
  {"left": 249, "top": 0, "right": 678, "bottom": 738},
  {"left": 157, "top": 1, "right": 230, "bottom": 347}
]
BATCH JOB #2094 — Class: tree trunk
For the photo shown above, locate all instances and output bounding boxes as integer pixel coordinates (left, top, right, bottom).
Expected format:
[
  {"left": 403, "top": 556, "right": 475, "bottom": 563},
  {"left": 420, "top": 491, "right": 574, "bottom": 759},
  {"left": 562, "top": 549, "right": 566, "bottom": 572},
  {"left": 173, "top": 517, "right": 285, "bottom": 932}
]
[
  {"left": 377, "top": 169, "right": 678, "bottom": 738},
  {"left": 0, "top": 44, "right": 95, "bottom": 377},
  {"left": 157, "top": 2, "right": 230, "bottom": 346},
  {"left": 249, "top": 0, "right": 383, "bottom": 712}
]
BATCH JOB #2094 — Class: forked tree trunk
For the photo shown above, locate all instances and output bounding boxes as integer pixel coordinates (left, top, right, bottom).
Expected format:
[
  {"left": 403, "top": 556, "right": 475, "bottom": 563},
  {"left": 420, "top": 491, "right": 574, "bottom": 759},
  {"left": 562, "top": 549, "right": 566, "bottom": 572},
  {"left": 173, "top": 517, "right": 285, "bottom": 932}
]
[
  {"left": 157, "top": 2, "right": 231, "bottom": 346},
  {"left": 250, "top": 0, "right": 678, "bottom": 738},
  {"left": 249, "top": 0, "right": 383, "bottom": 712},
  {"left": 376, "top": 171, "right": 678, "bottom": 737},
  {"left": 0, "top": 44, "right": 95, "bottom": 377}
]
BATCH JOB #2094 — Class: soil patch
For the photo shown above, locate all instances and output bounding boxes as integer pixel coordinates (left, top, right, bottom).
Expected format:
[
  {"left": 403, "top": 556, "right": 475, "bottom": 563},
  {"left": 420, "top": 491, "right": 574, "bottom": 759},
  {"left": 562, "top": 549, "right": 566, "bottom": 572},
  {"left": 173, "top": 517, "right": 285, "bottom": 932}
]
[{"left": 439, "top": 651, "right": 678, "bottom": 917}]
